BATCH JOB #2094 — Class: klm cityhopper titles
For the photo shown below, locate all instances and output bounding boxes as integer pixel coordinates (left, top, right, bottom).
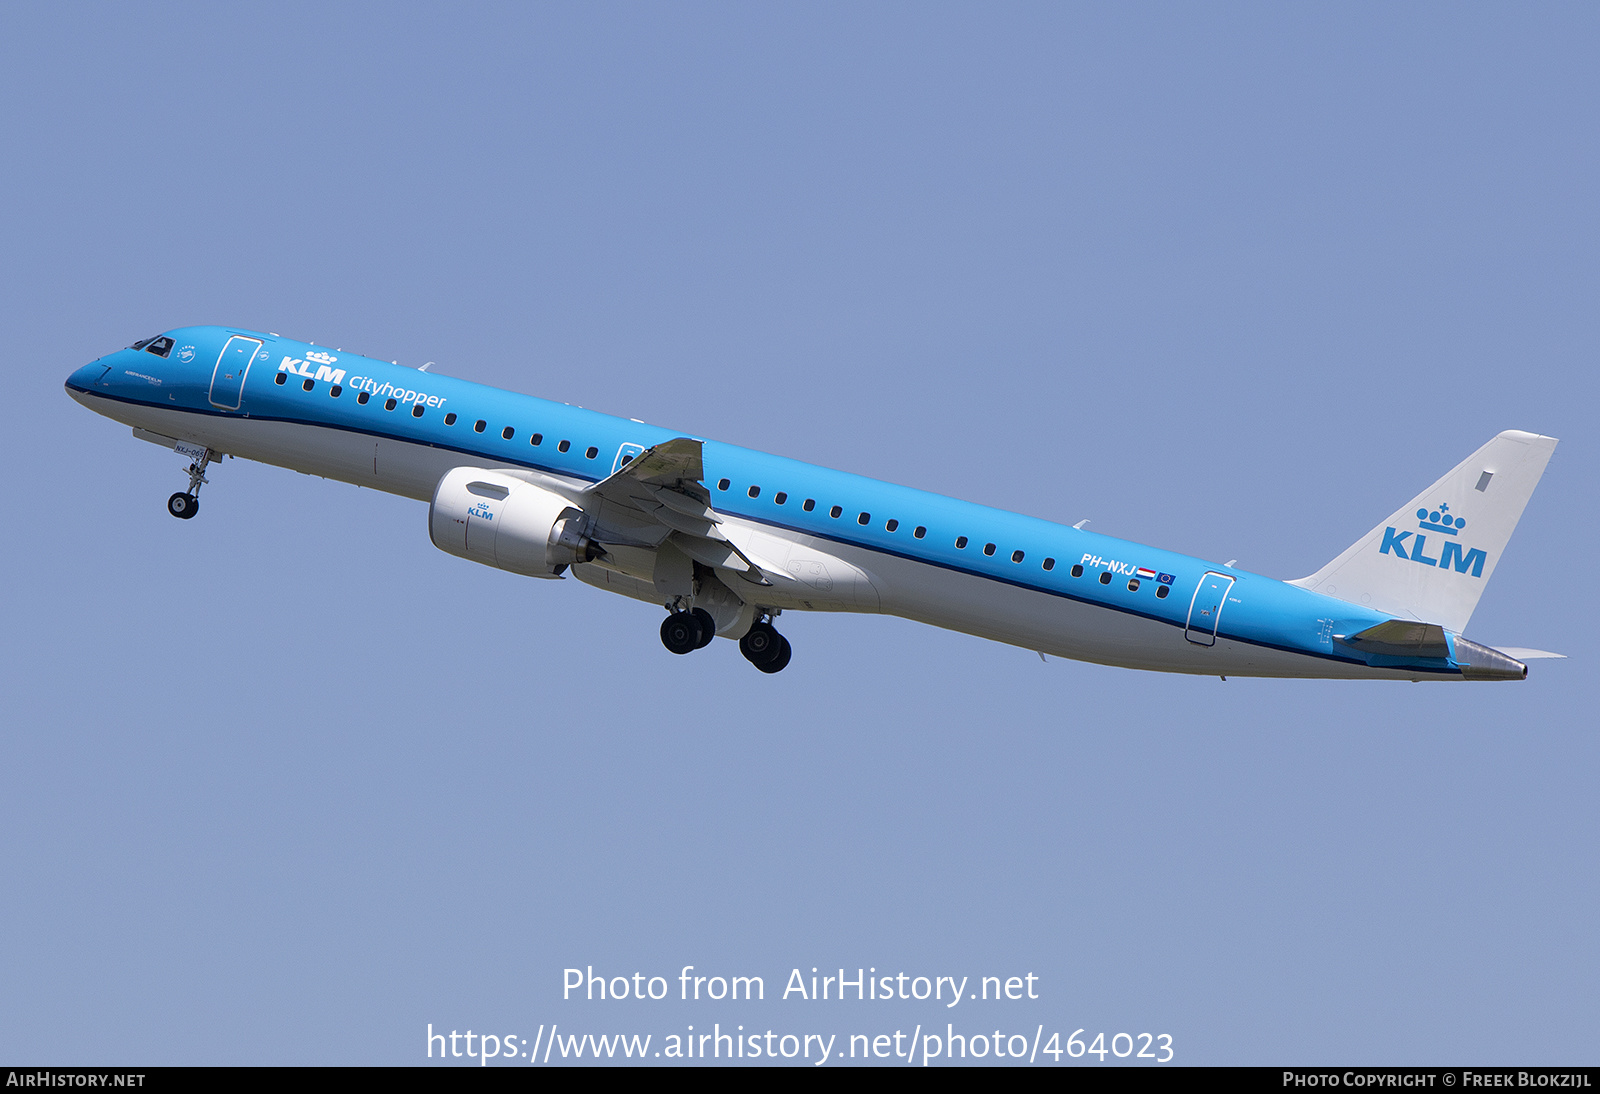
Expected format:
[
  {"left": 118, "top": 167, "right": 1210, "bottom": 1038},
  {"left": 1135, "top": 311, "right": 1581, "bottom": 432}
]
[{"left": 66, "top": 327, "right": 1562, "bottom": 680}]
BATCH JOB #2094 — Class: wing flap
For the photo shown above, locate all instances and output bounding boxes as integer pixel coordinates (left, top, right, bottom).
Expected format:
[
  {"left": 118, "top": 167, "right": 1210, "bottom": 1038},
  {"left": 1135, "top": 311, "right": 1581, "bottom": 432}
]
[
  {"left": 579, "top": 437, "right": 792, "bottom": 585},
  {"left": 645, "top": 504, "right": 719, "bottom": 539}
]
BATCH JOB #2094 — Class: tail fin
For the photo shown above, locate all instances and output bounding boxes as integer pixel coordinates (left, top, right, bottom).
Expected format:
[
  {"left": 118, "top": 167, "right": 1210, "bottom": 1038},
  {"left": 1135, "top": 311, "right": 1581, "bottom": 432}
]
[{"left": 1289, "top": 430, "right": 1557, "bottom": 633}]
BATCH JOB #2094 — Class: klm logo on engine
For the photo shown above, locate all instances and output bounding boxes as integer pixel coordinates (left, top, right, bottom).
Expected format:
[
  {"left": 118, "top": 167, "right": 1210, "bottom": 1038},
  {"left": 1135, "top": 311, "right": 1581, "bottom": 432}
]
[
  {"left": 1378, "top": 502, "right": 1487, "bottom": 577},
  {"left": 466, "top": 503, "right": 494, "bottom": 520}
]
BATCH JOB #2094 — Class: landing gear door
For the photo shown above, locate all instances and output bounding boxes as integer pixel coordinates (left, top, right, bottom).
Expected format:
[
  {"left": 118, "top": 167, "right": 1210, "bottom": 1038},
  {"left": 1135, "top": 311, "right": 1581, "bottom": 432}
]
[
  {"left": 1185, "top": 572, "right": 1235, "bottom": 646},
  {"left": 209, "top": 336, "right": 263, "bottom": 410}
]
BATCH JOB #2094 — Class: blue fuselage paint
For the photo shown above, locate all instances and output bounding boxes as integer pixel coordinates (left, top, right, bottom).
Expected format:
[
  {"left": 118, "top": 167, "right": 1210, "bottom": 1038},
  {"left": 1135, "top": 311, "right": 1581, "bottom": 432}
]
[{"left": 66, "top": 326, "right": 1465, "bottom": 679}]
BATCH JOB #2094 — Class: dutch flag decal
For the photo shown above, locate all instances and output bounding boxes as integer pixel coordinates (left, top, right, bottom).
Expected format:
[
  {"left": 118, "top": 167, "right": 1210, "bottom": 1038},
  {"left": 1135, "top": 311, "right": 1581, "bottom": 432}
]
[{"left": 1136, "top": 567, "right": 1156, "bottom": 580}]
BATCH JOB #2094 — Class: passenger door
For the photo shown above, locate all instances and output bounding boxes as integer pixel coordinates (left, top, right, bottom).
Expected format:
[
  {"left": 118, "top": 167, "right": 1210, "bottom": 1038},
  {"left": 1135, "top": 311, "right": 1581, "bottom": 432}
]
[
  {"left": 1185, "top": 572, "right": 1236, "bottom": 646},
  {"left": 208, "top": 336, "right": 263, "bottom": 410}
]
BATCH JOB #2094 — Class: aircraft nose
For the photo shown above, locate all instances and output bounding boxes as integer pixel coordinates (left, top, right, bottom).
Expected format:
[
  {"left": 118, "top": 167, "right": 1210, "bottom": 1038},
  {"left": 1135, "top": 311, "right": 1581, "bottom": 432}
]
[{"left": 65, "top": 359, "right": 105, "bottom": 394}]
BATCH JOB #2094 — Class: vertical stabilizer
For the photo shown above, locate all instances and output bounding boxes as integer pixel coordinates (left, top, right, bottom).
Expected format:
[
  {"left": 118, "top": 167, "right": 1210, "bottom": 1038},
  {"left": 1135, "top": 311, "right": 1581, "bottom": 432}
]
[{"left": 1289, "top": 431, "right": 1557, "bottom": 633}]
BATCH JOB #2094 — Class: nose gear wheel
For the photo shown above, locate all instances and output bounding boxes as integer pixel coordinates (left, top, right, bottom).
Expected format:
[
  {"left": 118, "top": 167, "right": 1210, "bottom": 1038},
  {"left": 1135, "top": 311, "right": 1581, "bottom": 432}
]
[{"left": 166, "top": 449, "right": 215, "bottom": 519}]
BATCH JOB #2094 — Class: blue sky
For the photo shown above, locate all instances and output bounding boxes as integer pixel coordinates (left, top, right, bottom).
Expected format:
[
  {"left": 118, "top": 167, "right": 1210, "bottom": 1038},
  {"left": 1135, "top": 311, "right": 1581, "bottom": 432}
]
[{"left": 2, "top": 2, "right": 1595, "bottom": 1065}]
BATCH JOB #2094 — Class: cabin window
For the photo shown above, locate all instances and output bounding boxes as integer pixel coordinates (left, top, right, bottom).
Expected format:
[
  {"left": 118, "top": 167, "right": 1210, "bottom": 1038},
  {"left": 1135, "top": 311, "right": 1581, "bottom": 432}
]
[
  {"left": 775, "top": 492, "right": 787, "bottom": 505},
  {"left": 502, "top": 426, "right": 515, "bottom": 440},
  {"left": 474, "top": 420, "right": 486, "bottom": 433},
  {"left": 1127, "top": 579, "right": 1141, "bottom": 591},
  {"left": 413, "top": 405, "right": 425, "bottom": 418},
  {"left": 620, "top": 453, "right": 634, "bottom": 465},
  {"left": 1156, "top": 585, "right": 1170, "bottom": 599},
  {"left": 299, "top": 378, "right": 313, "bottom": 392},
  {"left": 748, "top": 485, "right": 761, "bottom": 498},
  {"left": 384, "top": 398, "right": 397, "bottom": 411},
  {"left": 886, "top": 519, "right": 899, "bottom": 532},
  {"left": 1012, "top": 550, "right": 1024, "bottom": 563},
  {"left": 1043, "top": 557, "right": 1055, "bottom": 571},
  {"left": 330, "top": 385, "right": 342, "bottom": 398},
  {"left": 1070, "top": 564, "right": 1083, "bottom": 577},
  {"left": 444, "top": 412, "right": 457, "bottom": 425},
  {"left": 1099, "top": 572, "right": 1112, "bottom": 585},
  {"left": 585, "top": 446, "right": 598, "bottom": 459},
  {"left": 983, "top": 543, "right": 996, "bottom": 556},
  {"left": 557, "top": 440, "right": 570, "bottom": 453},
  {"left": 857, "top": 512, "right": 870, "bottom": 525},
  {"left": 914, "top": 526, "right": 926, "bottom": 539},
  {"left": 530, "top": 433, "right": 542, "bottom": 445},
  {"left": 828, "top": 505, "right": 842, "bottom": 519},
  {"left": 802, "top": 499, "right": 815, "bottom": 512},
  {"left": 718, "top": 478, "right": 730, "bottom": 491},
  {"left": 274, "top": 372, "right": 287, "bottom": 386},
  {"left": 357, "top": 391, "right": 370, "bottom": 404},
  {"left": 955, "top": 536, "right": 968, "bottom": 549}
]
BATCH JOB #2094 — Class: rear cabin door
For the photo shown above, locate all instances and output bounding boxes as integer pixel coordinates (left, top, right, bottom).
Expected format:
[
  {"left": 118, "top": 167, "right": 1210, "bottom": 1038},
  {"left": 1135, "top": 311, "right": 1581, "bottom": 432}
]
[
  {"left": 1185, "top": 572, "right": 1236, "bottom": 646},
  {"left": 209, "top": 336, "right": 263, "bottom": 410}
]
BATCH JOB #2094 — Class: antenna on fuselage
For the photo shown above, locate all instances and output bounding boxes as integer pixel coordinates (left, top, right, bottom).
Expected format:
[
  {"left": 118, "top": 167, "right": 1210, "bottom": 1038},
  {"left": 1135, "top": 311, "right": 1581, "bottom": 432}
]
[
  {"left": 418, "top": 362, "right": 433, "bottom": 372},
  {"left": 1073, "top": 519, "right": 1090, "bottom": 529}
]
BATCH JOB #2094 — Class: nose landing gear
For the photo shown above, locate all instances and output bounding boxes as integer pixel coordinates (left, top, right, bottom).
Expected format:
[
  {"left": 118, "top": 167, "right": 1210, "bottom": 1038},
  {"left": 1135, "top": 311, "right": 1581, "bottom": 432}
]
[
  {"left": 166, "top": 449, "right": 215, "bottom": 520},
  {"left": 167, "top": 491, "right": 199, "bottom": 519}
]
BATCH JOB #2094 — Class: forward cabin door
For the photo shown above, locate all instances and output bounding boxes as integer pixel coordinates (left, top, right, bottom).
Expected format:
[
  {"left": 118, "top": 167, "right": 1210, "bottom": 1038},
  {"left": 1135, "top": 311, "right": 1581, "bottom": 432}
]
[
  {"left": 1185, "top": 572, "right": 1236, "bottom": 646},
  {"left": 209, "top": 336, "right": 263, "bottom": 410}
]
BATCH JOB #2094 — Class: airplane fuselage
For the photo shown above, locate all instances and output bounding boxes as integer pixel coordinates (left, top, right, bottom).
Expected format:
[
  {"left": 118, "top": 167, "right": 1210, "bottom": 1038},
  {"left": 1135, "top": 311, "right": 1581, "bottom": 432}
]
[{"left": 65, "top": 326, "right": 1529, "bottom": 681}]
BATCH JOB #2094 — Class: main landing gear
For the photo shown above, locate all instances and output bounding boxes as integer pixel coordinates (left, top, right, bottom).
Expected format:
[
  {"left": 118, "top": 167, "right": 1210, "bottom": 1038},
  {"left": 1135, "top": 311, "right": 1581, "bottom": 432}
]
[
  {"left": 658, "top": 607, "right": 792, "bottom": 673},
  {"left": 660, "top": 608, "right": 717, "bottom": 655},
  {"left": 166, "top": 450, "right": 214, "bottom": 520},
  {"left": 739, "top": 620, "right": 792, "bottom": 674}
]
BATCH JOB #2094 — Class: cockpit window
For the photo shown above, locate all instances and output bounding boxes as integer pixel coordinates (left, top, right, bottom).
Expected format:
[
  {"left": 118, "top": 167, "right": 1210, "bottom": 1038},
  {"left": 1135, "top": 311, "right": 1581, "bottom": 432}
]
[
  {"left": 130, "top": 338, "right": 152, "bottom": 350},
  {"left": 145, "top": 337, "right": 174, "bottom": 358}
]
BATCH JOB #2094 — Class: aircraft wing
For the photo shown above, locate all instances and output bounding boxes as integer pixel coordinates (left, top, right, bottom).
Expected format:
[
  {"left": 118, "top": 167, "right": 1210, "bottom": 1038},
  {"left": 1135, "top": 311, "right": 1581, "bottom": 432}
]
[{"left": 580, "top": 438, "right": 793, "bottom": 585}]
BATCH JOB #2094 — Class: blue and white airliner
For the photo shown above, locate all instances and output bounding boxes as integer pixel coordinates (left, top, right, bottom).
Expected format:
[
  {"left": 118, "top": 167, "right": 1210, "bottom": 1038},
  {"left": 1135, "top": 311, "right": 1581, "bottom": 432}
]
[{"left": 66, "top": 327, "right": 1560, "bottom": 679}]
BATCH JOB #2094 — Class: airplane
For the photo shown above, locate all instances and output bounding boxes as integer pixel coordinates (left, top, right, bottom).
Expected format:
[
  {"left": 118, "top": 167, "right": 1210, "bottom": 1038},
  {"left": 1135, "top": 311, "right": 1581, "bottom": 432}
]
[{"left": 65, "top": 326, "right": 1561, "bottom": 681}]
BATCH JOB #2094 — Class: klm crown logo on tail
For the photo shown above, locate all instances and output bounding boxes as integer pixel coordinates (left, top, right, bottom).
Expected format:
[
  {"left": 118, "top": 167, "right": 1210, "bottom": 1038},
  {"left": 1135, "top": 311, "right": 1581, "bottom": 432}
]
[{"left": 1378, "top": 502, "right": 1487, "bottom": 577}]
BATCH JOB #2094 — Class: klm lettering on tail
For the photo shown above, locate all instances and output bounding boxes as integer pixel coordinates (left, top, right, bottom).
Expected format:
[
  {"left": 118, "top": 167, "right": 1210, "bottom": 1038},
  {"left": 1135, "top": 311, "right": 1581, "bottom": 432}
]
[{"left": 1379, "top": 501, "right": 1488, "bottom": 577}]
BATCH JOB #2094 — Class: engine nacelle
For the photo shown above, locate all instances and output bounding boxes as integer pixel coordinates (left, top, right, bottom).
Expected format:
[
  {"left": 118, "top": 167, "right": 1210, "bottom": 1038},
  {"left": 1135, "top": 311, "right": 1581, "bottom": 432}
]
[{"left": 430, "top": 467, "right": 600, "bottom": 578}]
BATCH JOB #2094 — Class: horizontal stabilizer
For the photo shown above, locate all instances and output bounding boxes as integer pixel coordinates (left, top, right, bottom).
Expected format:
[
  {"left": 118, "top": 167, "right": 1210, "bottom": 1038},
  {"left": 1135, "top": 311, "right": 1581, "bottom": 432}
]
[
  {"left": 1290, "top": 430, "right": 1557, "bottom": 633},
  {"left": 1335, "top": 619, "right": 1450, "bottom": 659},
  {"left": 1491, "top": 647, "right": 1566, "bottom": 660}
]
